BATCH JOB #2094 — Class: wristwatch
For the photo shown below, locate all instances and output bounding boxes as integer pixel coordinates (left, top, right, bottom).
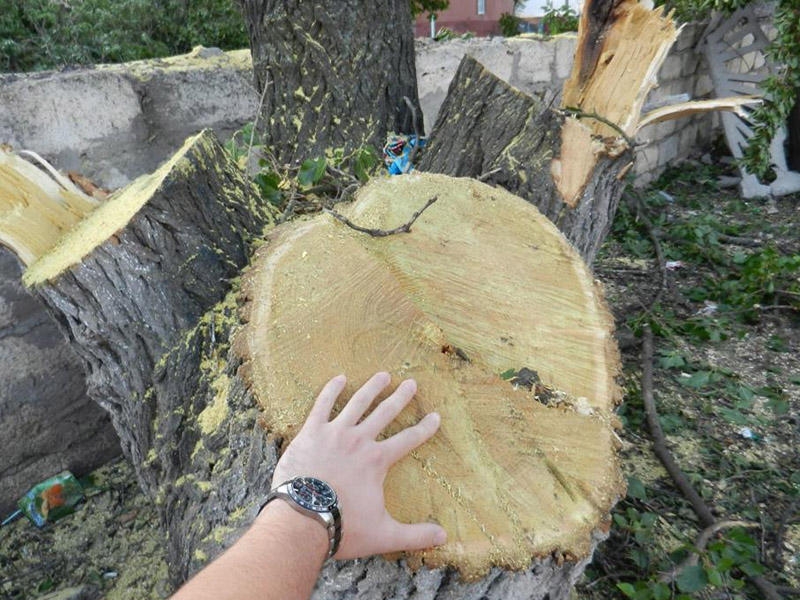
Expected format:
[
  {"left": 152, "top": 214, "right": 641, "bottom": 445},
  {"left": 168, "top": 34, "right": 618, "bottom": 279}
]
[{"left": 260, "top": 476, "right": 342, "bottom": 558}]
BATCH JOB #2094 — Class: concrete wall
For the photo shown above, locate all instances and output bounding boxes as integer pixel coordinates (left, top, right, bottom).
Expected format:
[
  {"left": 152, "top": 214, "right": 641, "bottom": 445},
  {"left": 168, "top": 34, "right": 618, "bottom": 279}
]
[{"left": 0, "top": 34, "right": 716, "bottom": 190}]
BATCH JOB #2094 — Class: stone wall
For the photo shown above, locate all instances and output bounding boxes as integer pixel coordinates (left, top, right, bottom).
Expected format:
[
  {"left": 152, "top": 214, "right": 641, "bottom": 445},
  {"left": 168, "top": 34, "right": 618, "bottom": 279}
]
[{"left": 0, "top": 32, "right": 717, "bottom": 190}]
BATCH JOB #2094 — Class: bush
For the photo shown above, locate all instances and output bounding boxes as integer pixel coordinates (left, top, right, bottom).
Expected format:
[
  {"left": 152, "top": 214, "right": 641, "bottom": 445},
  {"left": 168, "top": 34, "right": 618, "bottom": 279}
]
[
  {"left": 0, "top": 0, "right": 249, "bottom": 72},
  {"left": 541, "top": 1, "right": 578, "bottom": 34},
  {"left": 498, "top": 12, "right": 521, "bottom": 37}
]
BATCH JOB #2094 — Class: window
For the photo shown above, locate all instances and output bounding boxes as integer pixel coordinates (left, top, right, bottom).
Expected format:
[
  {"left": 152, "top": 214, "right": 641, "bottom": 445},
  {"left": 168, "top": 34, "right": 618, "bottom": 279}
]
[{"left": 477, "top": 0, "right": 486, "bottom": 15}]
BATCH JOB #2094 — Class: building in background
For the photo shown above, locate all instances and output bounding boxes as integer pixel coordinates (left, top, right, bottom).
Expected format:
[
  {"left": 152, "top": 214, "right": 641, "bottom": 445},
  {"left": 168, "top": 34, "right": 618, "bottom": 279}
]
[{"left": 415, "top": 0, "right": 516, "bottom": 37}]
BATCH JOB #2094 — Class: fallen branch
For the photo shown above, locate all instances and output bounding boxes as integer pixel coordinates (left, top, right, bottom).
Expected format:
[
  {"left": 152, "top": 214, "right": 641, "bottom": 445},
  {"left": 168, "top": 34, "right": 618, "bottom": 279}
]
[
  {"left": 324, "top": 196, "right": 437, "bottom": 237},
  {"left": 625, "top": 191, "right": 668, "bottom": 306},
  {"left": 717, "top": 234, "right": 763, "bottom": 247},
  {"left": 641, "top": 325, "right": 715, "bottom": 527},
  {"left": 641, "top": 326, "right": 783, "bottom": 600},
  {"left": 660, "top": 520, "right": 758, "bottom": 583}
]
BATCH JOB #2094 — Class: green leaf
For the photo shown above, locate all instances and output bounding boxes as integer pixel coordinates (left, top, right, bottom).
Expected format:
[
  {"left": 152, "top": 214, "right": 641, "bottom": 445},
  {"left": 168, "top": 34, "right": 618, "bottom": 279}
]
[
  {"left": 676, "top": 564, "right": 708, "bottom": 593},
  {"left": 626, "top": 476, "right": 647, "bottom": 500},
  {"left": 682, "top": 370, "right": 712, "bottom": 389},
  {"left": 651, "top": 582, "right": 671, "bottom": 600},
  {"left": 706, "top": 565, "right": 723, "bottom": 587},
  {"left": 616, "top": 582, "right": 637, "bottom": 598},
  {"left": 297, "top": 157, "right": 327, "bottom": 187},
  {"left": 499, "top": 368, "right": 516, "bottom": 380},
  {"left": 253, "top": 171, "right": 283, "bottom": 205},
  {"left": 353, "top": 146, "right": 379, "bottom": 182}
]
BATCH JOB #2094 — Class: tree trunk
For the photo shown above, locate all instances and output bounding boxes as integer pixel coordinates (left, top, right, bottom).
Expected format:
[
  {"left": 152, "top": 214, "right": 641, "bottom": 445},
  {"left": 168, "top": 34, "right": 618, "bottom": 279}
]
[
  {"left": 237, "top": 0, "right": 421, "bottom": 166},
  {"left": 0, "top": 248, "right": 120, "bottom": 515},
  {"left": 787, "top": 94, "right": 800, "bottom": 172},
  {"left": 22, "top": 139, "right": 622, "bottom": 596},
  {"left": 420, "top": 0, "right": 684, "bottom": 264},
  {"left": 417, "top": 55, "right": 629, "bottom": 265},
  {"left": 22, "top": 131, "right": 276, "bottom": 498}
]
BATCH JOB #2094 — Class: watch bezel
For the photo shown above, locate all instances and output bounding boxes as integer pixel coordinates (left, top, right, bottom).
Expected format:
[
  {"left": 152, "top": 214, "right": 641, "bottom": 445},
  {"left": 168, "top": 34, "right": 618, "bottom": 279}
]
[{"left": 287, "top": 476, "right": 338, "bottom": 513}]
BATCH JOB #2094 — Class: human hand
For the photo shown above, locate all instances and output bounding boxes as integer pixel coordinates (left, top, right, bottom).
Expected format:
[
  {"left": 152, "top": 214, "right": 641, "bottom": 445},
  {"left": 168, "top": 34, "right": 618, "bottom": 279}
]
[{"left": 270, "top": 372, "right": 447, "bottom": 560}]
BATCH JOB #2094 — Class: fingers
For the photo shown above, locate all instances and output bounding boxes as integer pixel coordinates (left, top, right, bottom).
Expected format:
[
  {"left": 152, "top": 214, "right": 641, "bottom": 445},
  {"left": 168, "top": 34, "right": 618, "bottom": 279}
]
[
  {"left": 306, "top": 374, "right": 347, "bottom": 426},
  {"left": 334, "top": 371, "right": 391, "bottom": 426},
  {"left": 386, "top": 520, "right": 447, "bottom": 553},
  {"left": 360, "top": 378, "right": 417, "bottom": 437},
  {"left": 379, "top": 412, "right": 440, "bottom": 465}
]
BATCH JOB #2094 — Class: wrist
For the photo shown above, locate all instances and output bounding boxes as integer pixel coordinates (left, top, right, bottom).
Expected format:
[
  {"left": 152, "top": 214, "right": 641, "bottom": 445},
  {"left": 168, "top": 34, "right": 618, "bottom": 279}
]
[{"left": 254, "top": 498, "right": 330, "bottom": 562}]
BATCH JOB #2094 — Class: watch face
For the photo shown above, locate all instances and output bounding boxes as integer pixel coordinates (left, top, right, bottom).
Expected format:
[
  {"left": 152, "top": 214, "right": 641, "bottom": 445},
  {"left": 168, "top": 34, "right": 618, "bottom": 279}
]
[{"left": 288, "top": 477, "right": 337, "bottom": 512}]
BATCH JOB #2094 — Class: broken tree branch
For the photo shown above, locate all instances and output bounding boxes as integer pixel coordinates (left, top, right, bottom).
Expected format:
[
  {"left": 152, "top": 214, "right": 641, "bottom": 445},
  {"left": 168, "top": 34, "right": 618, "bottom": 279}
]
[
  {"left": 660, "top": 520, "right": 758, "bottom": 583},
  {"left": 642, "top": 325, "right": 783, "bottom": 600},
  {"left": 561, "top": 107, "right": 636, "bottom": 149},
  {"left": 641, "top": 324, "right": 716, "bottom": 527},
  {"left": 324, "top": 196, "right": 437, "bottom": 237}
]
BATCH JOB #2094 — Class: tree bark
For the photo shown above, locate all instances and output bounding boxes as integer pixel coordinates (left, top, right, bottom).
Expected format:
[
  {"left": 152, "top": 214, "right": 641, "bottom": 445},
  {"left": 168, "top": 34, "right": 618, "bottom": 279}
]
[
  {"left": 23, "top": 131, "right": 275, "bottom": 498},
  {"left": 420, "top": 0, "right": 684, "bottom": 265},
  {"left": 417, "top": 55, "right": 630, "bottom": 265},
  {"left": 237, "top": 0, "right": 421, "bottom": 166},
  {"left": 787, "top": 94, "right": 800, "bottom": 172},
  {"left": 0, "top": 248, "right": 119, "bottom": 514}
]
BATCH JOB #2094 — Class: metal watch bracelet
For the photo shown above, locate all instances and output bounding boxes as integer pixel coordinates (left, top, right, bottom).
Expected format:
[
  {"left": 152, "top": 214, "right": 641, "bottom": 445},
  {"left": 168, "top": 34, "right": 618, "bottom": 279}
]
[{"left": 259, "top": 478, "right": 342, "bottom": 558}]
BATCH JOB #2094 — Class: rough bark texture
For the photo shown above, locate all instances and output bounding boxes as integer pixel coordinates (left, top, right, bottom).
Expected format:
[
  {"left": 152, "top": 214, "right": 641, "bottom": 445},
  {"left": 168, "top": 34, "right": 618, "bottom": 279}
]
[
  {"left": 237, "top": 0, "right": 421, "bottom": 165},
  {"left": 25, "top": 131, "right": 275, "bottom": 500},
  {"left": 418, "top": 55, "right": 631, "bottom": 264},
  {"left": 0, "top": 249, "right": 119, "bottom": 514},
  {"left": 788, "top": 96, "right": 800, "bottom": 172}
]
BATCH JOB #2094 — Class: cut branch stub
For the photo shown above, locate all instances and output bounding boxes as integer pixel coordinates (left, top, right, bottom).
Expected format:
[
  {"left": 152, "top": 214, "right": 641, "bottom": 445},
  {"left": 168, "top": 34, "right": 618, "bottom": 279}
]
[{"left": 236, "top": 173, "right": 623, "bottom": 580}]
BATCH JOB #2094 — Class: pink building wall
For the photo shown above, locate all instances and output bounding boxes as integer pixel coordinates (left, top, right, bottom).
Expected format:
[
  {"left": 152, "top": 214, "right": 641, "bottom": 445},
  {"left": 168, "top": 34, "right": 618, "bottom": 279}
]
[{"left": 414, "top": 0, "right": 516, "bottom": 37}]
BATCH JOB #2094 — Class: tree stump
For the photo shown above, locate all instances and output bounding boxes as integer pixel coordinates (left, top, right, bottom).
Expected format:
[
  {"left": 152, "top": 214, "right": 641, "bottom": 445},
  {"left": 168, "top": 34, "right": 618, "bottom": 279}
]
[{"left": 13, "top": 122, "right": 623, "bottom": 596}]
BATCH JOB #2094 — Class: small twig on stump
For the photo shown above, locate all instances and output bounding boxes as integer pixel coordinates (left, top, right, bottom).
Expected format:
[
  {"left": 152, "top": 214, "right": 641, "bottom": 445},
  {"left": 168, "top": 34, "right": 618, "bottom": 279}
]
[
  {"left": 325, "top": 196, "right": 437, "bottom": 237},
  {"left": 402, "top": 96, "right": 423, "bottom": 169},
  {"left": 561, "top": 106, "right": 636, "bottom": 149},
  {"left": 642, "top": 325, "right": 715, "bottom": 526},
  {"left": 478, "top": 167, "right": 503, "bottom": 182}
]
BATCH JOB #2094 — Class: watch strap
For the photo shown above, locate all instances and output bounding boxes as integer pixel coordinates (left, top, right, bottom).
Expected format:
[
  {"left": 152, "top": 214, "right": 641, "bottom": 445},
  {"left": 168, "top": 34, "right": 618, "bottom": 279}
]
[{"left": 260, "top": 480, "right": 342, "bottom": 558}]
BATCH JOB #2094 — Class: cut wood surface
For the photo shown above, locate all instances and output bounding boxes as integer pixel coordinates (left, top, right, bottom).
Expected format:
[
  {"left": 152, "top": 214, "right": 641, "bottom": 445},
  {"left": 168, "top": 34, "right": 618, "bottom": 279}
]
[{"left": 237, "top": 173, "right": 623, "bottom": 580}]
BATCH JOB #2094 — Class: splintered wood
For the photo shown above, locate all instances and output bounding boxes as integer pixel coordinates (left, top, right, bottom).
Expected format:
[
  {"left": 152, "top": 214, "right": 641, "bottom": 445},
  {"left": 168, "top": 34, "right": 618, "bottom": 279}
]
[
  {"left": 552, "top": 0, "right": 760, "bottom": 208},
  {"left": 237, "top": 173, "right": 623, "bottom": 580},
  {"left": 553, "top": 0, "right": 679, "bottom": 207},
  {"left": 0, "top": 149, "right": 98, "bottom": 267}
]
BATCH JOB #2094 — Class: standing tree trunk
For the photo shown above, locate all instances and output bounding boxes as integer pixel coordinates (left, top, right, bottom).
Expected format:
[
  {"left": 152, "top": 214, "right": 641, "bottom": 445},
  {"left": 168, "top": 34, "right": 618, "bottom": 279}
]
[{"left": 237, "top": 0, "right": 421, "bottom": 165}]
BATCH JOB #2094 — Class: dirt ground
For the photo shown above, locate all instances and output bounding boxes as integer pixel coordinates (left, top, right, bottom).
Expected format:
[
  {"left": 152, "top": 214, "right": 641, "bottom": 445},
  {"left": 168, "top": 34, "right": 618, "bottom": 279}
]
[{"left": 1, "top": 156, "right": 797, "bottom": 599}]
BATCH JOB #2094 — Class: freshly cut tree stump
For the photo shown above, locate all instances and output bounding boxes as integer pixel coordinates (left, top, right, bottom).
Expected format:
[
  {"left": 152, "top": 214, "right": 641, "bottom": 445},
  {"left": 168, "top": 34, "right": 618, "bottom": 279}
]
[
  {"left": 236, "top": 173, "right": 624, "bottom": 588},
  {"left": 20, "top": 130, "right": 275, "bottom": 495},
  {"left": 9, "top": 133, "right": 622, "bottom": 597}
]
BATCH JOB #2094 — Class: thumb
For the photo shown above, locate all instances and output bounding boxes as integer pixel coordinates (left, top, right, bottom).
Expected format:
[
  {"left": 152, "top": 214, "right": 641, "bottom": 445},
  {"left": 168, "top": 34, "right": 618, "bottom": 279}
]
[{"left": 388, "top": 520, "right": 447, "bottom": 553}]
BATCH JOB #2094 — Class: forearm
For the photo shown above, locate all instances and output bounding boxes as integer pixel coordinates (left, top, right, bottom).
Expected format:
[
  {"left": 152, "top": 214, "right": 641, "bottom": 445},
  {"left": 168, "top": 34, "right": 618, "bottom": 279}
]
[{"left": 171, "top": 500, "right": 328, "bottom": 600}]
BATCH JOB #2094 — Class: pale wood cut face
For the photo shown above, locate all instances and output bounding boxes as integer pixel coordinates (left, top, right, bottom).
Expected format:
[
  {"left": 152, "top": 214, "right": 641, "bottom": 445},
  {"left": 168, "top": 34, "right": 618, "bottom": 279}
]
[{"left": 238, "top": 173, "right": 623, "bottom": 579}]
